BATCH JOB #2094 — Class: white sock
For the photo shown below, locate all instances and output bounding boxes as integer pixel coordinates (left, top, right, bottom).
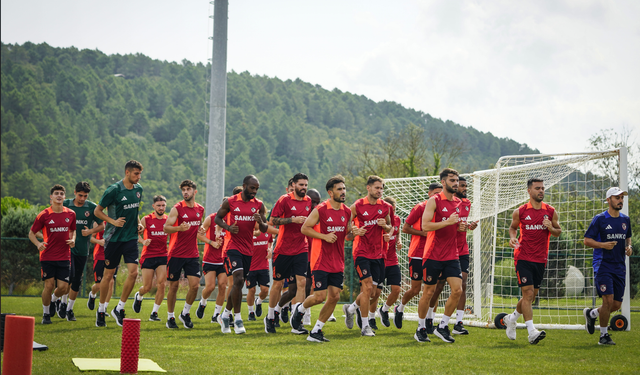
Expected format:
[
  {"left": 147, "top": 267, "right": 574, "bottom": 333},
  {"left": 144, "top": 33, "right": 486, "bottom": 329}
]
[
  {"left": 438, "top": 314, "right": 451, "bottom": 329},
  {"left": 361, "top": 316, "right": 370, "bottom": 328},
  {"left": 256, "top": 297, "right": 263, "bottom": 305},
  {"left": 104, "top": 302, "right": 110, "bottom": 311},
  {"left": 426, "top": 307, "right": 435, "bottom": 319},
  {"left": 152, "top": 304, "right": 160, "bottom": 314},
  {"left": 368, "top": 312, "right": 375, "bottom": 319},
  {"left": 511, "top": 309, "right": 521, "bottom": 322},
  {"left": 43, "top": 304, "right": 50, "bottom": 315},
  {"left": 182, "top": 303, "right": 192, "bottom": 316},
  {"left": 51, "top": 294, "right": 59, "bottom": 302},
  {"left": 304, "top": 309, "right": 310, "bottom": 317},
  {"left": 214, "top": 304, "right": 223, "bottom": 316},
  {"left": 348, "top": 301, "right": 358, "bottom": 314},
  {"left": 234, "top": 313, "right": 242, "bottom": 322},
  {"left": 268, "top": 307, "right": 275, "bottom": 319},
  {"left": 525, "top": 320, "right": 535, "bottom": 334},
  {"left": 418, "top": 318, "right": 426, "bottom": 329},
  {"left": 116, "top": 300, "right": 125, "bottom": 312},
  {"left": 397, "top": 303, "right": 405, "bottom": 313},
  {"left": 61, "top": 294, "right": 68, "bottom": 303},
  {"left": 98, "top": 303, "right": 106, "bottom": 313},
  {"left": 312, "top": 320, "right": 325, "bottom": 333},
  {"left": 200, "top": 298, "right": 207, "bottom": 306},
  {"left": 89, "top": 291, "right": 97, "bottom": 298},
  {"left": 275, "top": 304, "right": 282, "bottom": 313},
  {"left": 168, "top": 312, "right": 175, "bottom": 319},
  {"left": 136, "top": 293, "right": 143, "bottom": 301},
  {"left": 382, "top": 304, "right": 391, "bottom": 312},
  {"left": 456, "top": 309, "right": 464, "bottom": 323},
  {"left": 600, "top": 326, "right": 608, "bottom": 336},
  {"left": 222, "top": 309, "right": 231, "bottom": 319},
  {"left": 67, "top": 299, "right": 75, "bottom": 311},
  {"left": 590, "top": 308, "right": 599, "bottom": 319},
  {"left": 248, "top": 305, "right": 255, "bottom": 313}
]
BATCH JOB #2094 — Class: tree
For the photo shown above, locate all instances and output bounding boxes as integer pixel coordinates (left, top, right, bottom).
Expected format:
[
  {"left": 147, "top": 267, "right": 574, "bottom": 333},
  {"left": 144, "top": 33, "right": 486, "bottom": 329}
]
[
  {"left": 427, "top": 131, "right": 468, "bottom": 175},
  {"left": 588, "top": 127, "right": 640, "bottom": 188}
]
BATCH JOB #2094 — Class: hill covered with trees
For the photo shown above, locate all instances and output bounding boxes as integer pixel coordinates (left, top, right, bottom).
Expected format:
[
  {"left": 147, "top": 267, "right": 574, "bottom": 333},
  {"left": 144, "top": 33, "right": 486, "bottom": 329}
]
[{"left": 1, "top": 42, "right": 538, "bottom": 209}]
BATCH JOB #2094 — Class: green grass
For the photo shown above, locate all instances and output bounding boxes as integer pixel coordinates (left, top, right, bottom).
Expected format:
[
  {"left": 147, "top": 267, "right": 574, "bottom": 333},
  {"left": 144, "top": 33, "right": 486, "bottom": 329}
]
[{"left": 1, "top": 296, "right": 639, "bottom": 374}]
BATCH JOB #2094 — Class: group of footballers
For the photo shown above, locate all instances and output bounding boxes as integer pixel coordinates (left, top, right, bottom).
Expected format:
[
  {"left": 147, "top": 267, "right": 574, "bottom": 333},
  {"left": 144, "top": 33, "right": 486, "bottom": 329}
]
[{"left": 28, "top": 160, "right": 633, "bottom": 345}]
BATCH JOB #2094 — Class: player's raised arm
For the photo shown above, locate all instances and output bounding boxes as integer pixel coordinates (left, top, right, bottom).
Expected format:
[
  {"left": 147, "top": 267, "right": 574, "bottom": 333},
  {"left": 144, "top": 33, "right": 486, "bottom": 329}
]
[
  {"left": 508, "top": 208, "right": 520, "bottom": 248},
  {"left": 421, "top": 198, "right": 457, "bottom": 232}
]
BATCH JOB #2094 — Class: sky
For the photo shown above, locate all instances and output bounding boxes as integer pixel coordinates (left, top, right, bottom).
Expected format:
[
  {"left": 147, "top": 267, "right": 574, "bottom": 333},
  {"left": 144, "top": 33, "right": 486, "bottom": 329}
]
[{"left": 2, "top": 0, "right": 639, "bottom": 154}]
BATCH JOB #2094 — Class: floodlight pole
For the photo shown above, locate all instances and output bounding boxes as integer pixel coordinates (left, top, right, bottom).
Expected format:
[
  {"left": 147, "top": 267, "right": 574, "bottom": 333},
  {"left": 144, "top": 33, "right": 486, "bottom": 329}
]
[
  {"left": 206, "top": 0, "right": 229, "bottom": 216},
  {"left": 619, "top": 146, "right": 630, "bottom": 330}
]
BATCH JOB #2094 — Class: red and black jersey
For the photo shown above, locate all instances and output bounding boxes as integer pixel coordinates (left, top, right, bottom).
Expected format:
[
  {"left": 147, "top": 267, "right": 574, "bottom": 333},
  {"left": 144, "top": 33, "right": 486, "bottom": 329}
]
[
  {"left": 203, "top": 213, "right": 225, "bottom": 264},
  {"left": 423, "top": 192, "right": 461, "bottom": 262},
  {"left": 406, "top": 201, "right": 428, "bottom": 259},
  {"left": 457, "top": 198, "right": 471, "bottom": 257},
  {"left": 251, "top": 232, "right": 273, "bottom": 271},
  {"left": 310, "top": 200, "right": 351, "bottom": 273},
  {"left": 168, "top": 201, "right": 204, "bottom": 259},
  {"left": 141, "top": 213, "right": 168, "bottom": 264},
  {"left": 31, "top": 207, "right": 76, "bottom": 261},
  {"left": 271, "top": 192, "right": 312, "bottom": 256},
  {"left": 352, "top": 198, "right": 391, "bottom": 260},
  {"left": 515, "top": 202, "right": 556, "bottom": 264},
  {"left": 225, "top": 193, "right": 264, "bottom": 256},
  {"left": 384, "top": 214, "right": 401, "bottom": 267}
]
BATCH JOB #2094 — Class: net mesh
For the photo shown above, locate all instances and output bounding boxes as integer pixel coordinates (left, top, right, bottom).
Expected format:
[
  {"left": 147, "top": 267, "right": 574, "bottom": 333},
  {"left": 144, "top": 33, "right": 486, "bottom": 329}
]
[{"left": 382, "top": 150, "right": 621, "bottom": 328}]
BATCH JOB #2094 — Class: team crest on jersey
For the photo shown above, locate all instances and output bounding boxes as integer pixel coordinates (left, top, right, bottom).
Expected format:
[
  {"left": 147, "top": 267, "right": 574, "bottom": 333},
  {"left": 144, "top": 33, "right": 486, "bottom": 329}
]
[
  {"left": 197, "top": 213, "right": 200, "bottom": 217},
  {"left": 466, "top": 206, "right": 469, "bottom": 211},
  {"left": 456, "top": 207, "right": 460, "bottom": 212},
  {"left": 378, "top": 209, "right": 382, "bottom": 214},
  {"left": 543, "top": 215, "right": 548, "bottom": 220},
  {"left": 306, "top": 206, "right": 310, "bottom": 211},
  {"left": 600, "top": 284, "right": 607, "bottom": 292},
  {"left": 85, "top": 211, "right": 90, "bottom": 217},
  {"left": 622, "top": 223, "right": 627, "bottom": 230},
  {"left": 251, "top": 207, "right": 256, "bottom": 213},
  {"left": 521, "top": 277, "right": 527, "bottom": 283},
  {"left": 65, "top": 218, "right": 70, "bottom": 222},
  {"left": 316, "top": 281, "right": 322, "bottom": 288},
  {"left": 105, "top": 260, "right": 110, "bottom": 266},
  {"left": 232, "top": 261, "right": 237, "bottom": 267},
  {"left": 137, "top": 192, "right": 141, "bottom": 199},
  {"left": 341, "top": 216, "right": 345, "bottom": 222}
]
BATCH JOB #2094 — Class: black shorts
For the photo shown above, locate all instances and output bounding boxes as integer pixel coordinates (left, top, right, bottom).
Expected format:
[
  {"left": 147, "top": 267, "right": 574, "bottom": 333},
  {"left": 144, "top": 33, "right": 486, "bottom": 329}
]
[
  {"left": 459, "top": 254, "right": 470, "bottom": 274},
  {"left": 69, "top": 254, "right": 88, "bottom": 292},
  {"left": 41, "top": 261, "right": 70, "bottom": 282},
  {"left": 409, "top": 258, "right": 423, "bottom": 281},
  {"left": 93, "top": 260, "right": 119, "bottom": 282},
  {"left": 384, "top": 265, "right": 401, "bottom": 286},
  {"left": 167, "top": 257, "right": 201, "bottom": 282},
  {"left": 355, "top": 257, "right": 385, "bottom": 285},
  {"left": 311, "top": 270, "right": 344, "bottom": 291},
  {"left": 224, "top": 250, "right": 252, "bottom": 279},
  {"left": 423, "top": 259, "right": 461, "bottom": 285},
  {"left": 246, "top": 269, "right": 270, "bottom": 289},
  {"left": 141, "top": 256, "right": 167, "bottom": 270},
  {"left": 595, "top": 271, "right": 625, "bottom": 302},
  {"left": 104, "top": 239, "right": 138, "bottom": 269},
  {"left": 286, "top": 262, "right": 312, "bottom": 284},
  {"left": 203, "top": 263, "right": 225, "bottom": 276},
  {"left": 515, "top": 260, "right": 546, "bottom": 289},
  {"left": 272, "top": 253, "right": 308, "bottom": 281}
]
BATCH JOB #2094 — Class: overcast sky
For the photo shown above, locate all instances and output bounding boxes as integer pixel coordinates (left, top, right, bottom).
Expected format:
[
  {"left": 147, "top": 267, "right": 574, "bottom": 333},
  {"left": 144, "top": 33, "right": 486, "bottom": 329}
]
[{"left": 2, "top": 0, "right": 638, "bottom": 154}]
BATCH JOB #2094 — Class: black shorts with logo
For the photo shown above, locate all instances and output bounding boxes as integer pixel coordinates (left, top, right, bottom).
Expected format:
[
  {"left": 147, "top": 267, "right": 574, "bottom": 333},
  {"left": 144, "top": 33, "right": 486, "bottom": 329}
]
[
  {"left": 167, "top": 257, "right": 201, "bottom": 282},
  {"left": 69, "top": 254, "right": 88, "bottom": 292},
  {"left": 459, "top": 254, "right": 470, "bottom": 274},
  {"left": 355, "top": 257, "right": 385, "bottom": 285},
  {"left": 423, "top": 259, "right": 461, "bottom": 285},
  {"left": 246, "top": 269, "right": 270, "bottom": 289},
  {"left": 41, "top": 260, "right": 70, "bottom": 282},
  {"left": 409, "top": 258, "right": 423, "bottom": 281},
  {"left": 515, "top": 259, "right": 546, "bottom": 289},
  {"left": 311, "top": 270, "right": 344, "bottom": 291},
  {"left": 272, "top": 253, "right": 308, "bottom": 281},
  {"left": 104, "top": 239, "right": 138, "bottom": 269},
  {"left": 141, "top": 256, "right": 167, "bottom": 270},
  {"left": 203, "top": 263, "right": 225, "bottom": 276},
  {"left": 93, "top": 260, "right": 119, "bottom": 282},
  {"left": 224, "top": 249, "right": 252, "bottom": 279},
  {"left": 384, "top": 265, "right": 402, "bottom": 287}
]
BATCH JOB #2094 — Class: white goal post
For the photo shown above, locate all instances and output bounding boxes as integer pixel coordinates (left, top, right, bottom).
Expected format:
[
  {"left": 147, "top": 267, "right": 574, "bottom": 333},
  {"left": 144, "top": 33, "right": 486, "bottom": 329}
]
[{"left": 381, "top": 148, "right": 630, "bottom": 330}]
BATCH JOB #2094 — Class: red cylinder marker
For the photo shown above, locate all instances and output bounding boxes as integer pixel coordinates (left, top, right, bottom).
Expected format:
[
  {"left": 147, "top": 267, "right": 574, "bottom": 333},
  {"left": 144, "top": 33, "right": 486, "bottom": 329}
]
[
  {"left": 2, "top": 315, "right": 35, "bottom": 375},
  {"left": 120, "top": 318, "right": 141, "bottom": 374}
]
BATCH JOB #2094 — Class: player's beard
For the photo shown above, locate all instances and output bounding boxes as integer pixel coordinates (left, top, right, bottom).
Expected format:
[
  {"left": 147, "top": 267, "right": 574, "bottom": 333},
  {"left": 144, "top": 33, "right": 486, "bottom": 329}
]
[
  {"left": 334, "top": 193, "right": 346, "bottom": 203},
  {"left": 244, "top": 189, "right": 256, "bottom": 200},
  {"left": 611, "top": 202, "right": 622, "bottom": 211},
  {"left": 445, "top": 182, "right": 457, "bottom": 194},
  {"left": 155, "top": 209, "right": 165, "bottom": 216},
  {"left": 184, "top": 193, "right": 193, "bottom": 202},
  {"left": 295, "top": 187, "right": 306, "bottom": 198},
  {"left": 532, "top": 193, "right": 544, "bottom": 203},
  {"left": 455, "top": 190, "right": 467, "bottom": 199}
]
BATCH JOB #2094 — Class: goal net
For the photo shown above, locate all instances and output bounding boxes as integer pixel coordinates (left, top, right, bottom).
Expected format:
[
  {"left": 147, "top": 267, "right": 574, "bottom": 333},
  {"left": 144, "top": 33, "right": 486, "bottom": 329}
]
[{"left": 382, "top": 148, "right": 630, "bottom": 330}]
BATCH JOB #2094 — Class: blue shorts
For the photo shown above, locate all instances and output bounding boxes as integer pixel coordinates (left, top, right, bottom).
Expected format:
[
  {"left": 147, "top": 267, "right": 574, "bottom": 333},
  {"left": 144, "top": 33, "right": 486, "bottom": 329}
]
[{"left": 595, "top": 271, "right": 625, "bottom": 302}]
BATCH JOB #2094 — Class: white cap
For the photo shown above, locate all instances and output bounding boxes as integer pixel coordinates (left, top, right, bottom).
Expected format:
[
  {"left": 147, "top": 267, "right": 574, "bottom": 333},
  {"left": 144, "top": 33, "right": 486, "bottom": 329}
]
[{"left": 605, "top": 187, "right": 628, "bottom": 202}]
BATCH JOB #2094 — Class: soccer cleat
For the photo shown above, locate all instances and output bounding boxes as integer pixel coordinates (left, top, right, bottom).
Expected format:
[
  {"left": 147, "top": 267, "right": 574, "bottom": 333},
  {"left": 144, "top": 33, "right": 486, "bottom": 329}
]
[
  {"left": 219, "top": 314, "right": 231, "bottom": 334},
  {"left": 234, "top": 320, "right": 246, "bottom": 334},
  {"left": 52, "top": 298, "right": 60, "bottom": 317},
  {"left": 42, "top": 314, "right": 52, "bottom": 325},
  {"left": 598, "top": 333, "right": 615, "bottom": 345},
  {"left": 528, "top": 329, "right": 546, "bottom": 345},
  {"left": 133, "top": 292, "right": 143, "bottom": 313},
  {"left": 393, "top": 306, "right": 403, "bottom": 329},
  {"left": 95, "top": 311, "right": 106, "bottom": 327},
  {"left": 361, "top": 325, "right": 375, "bottom": 337},
  {"left": 355, "top": 308, "right": 362, "bottom": 330},
  {"left": 255, "top": 298, "right": 263, "bottom": 317},
  {"left": 281, "top": 305, "right": 290, "bottom": 323},
  {"left": 414, "top": 327, "right": 431, "bottom": 343},
  {"left": 378, "top": 307, "right": 390, "bottom": 328},
  {"left": 264, "top": 316, "right": 277, "bottom": 333},
  {"left": 583, "top": 308, "right": 596, "bottom": 335},
  {"left": 504, "top": 314, "right": 517, "bottom": 340},
  {"left": 179, "top": 312, "right": 193, "bottom": 329},
  {"left": 112, "top": 307, "right": 125, "bottom": 327},
  {"left": 87, "top": 294, "right": 96, "bottom": 310},
  {"left": 426, "top": 318, "right": 434, "bottom": 334},
  {"left": 248, "top": 312, "right": 257, "bottom": 321},
  {"left": 211, "top": 313, "right": 220, "bottom": 324},
  {"left": 328, "top": 313, "right": 337, "bottom": 322},
  {"left": 230, "top": 319, "right": 234, "bottom": 329},
  {"left": 196, "top": 303, "right": 206, "bottom": 319},
  {"left": 307, "top": 330, "right": 330, "bottom": 342},
  {"left": 369, "top": 318, "right": 378, "bottom": 331},
  {"left": 303, "top": 311, "right": 311, "bottom": 326},
  {"left": 274, "top": 311, "right": 281, "bottom": 327},
  {"left": 343, "top": 304, "right": 354, "bottom": 329},
  {"left": 291, "top": 305, "right": 305, "bottom": 332},
  {"left": 453, "top": 322, "right": 469, "bottom": 335},
  {"left": 58, "top": 302, "right": 67, "bottom": 319},
  {"left": 166, "top": 317, "right": 178, "bottom": 329},
  {"left": 66, "top": 309, "right": 76, "bottom": 321},
  {"left": 149, "top": 312, "right": 161, "bottom": 322},
  {"left": 435, "top": 325, "right": 455, "bottom": 343}
]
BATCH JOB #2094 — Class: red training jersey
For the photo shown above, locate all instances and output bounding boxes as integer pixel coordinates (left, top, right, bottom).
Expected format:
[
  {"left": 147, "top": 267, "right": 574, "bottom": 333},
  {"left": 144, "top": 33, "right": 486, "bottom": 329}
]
[
  {"left": 457, "top": 198, "right": 471, "bottom": 257},
  {"left": 406, "top": 201, "right": 428, "bottom": 259},
  {"left": 423, "top": 192, "right": 461, "bottom": 262},
  {"left": 352, "top": 198, "right": 391, "bottom": 260},
  {"left": 203, "top": 213, "right": 226, "bottom": 264},
  {"left": 384, "top": 214, "right": 401, "bottom": 267},
  {"left": 93, "top": 230, "right": 105, "bottom": 267},
  {"left": 167, "top": 201, "right": 204, "bottom": 259},
  {"left": 141, "top": 213, "right": 168, "bottom": 264},
  {"left": 310, "top": 200, "right": 351, "bottom": 273},
  {"left": 226, "top": 193, "right": 264, "bottom": 256},
  {"left": 31, "top": 207, "right": 76, "bottom": 262},
  {"left": 271, "top": 192, "right": 312, "bottom": 256},
  {"left": 515, "top": 202, "right": 556, "bottom": 264},
  {"left": 251, "top": 232, "right": 273, "bottom": 271}
]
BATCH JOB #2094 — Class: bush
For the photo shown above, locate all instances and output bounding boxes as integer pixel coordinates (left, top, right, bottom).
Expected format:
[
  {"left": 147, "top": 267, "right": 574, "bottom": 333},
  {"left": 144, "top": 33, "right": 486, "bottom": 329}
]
[
  {"left": 1, "top": 206, "right": 42, "bottom": 295},
  {"left": 493, "top": 257, "right": 519, "bottom": 297}
]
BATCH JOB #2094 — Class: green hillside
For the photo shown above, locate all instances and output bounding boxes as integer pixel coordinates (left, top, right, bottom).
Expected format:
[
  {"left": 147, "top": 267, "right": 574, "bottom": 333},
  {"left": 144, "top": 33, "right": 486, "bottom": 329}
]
[{"left": 1, "top": 42, "right": 538, "bottom": 209}]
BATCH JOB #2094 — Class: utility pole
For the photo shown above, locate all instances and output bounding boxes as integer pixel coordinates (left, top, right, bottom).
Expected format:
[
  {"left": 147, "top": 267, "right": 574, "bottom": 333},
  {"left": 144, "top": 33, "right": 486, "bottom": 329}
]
[{"left": 206, "top": 0, "right": 228, "bottom": 215}]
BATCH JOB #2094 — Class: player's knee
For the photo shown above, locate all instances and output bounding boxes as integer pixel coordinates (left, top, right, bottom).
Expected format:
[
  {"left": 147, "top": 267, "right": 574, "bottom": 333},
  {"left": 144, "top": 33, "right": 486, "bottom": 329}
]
[
  {"left": 410, "top": 283, "right": 421, "bottom": 294},
  {"left": 156, "top": 280, "right": 166, "bottom": 290},
  {"left": 128, "top": 269, "right": 138, "bottom": 279},
  {"left": 450, "top": 286, "right": 463, "bottom": 298},
  {"left": 327, "top": 293, "right": 339, "bottom": 304}
]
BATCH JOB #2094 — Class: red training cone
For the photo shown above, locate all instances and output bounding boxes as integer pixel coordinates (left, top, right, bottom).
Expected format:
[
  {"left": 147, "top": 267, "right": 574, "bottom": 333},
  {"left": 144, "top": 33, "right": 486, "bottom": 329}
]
[{"left": 120, "top": 318, "right": 141, "bottom": 374}]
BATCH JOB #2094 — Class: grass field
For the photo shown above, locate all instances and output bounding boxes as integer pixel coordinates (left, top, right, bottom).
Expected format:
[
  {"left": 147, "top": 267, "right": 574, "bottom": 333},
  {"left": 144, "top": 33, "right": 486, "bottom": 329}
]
[{"left": 1, "top": 296, "right": 639, "bottom": 374}]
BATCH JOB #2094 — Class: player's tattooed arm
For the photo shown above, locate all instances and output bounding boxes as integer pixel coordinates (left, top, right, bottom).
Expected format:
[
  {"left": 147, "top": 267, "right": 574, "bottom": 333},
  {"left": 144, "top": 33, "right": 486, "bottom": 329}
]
[{"left": 271, "top": 217, "right": 293, "bottom": 225}]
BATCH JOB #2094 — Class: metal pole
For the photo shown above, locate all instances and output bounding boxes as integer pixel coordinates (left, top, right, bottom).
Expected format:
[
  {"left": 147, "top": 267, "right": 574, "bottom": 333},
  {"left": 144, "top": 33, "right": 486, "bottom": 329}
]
[
  {"left": 472, "top": 174, "right": 482, "bottom": 321},
  {"left": 206, "top": 0, "right": 229, "bottom": 216},
  {"left": 619, "top": 147, "right": 631, "bottom": 330}
]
